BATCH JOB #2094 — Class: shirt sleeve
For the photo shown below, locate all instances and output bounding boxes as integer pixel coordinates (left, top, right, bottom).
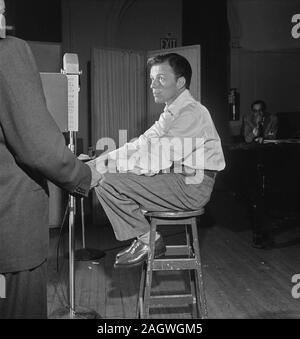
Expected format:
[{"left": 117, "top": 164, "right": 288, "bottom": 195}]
[{"left": 107, "top": 109, "right": 174, "bottom": 160}]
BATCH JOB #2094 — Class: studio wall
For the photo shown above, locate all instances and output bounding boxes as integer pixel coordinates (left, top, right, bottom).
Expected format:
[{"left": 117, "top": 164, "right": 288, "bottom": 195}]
[
  {"left": 182, "top": 0, "right": 230, "bottom": 144},
  {"left": 62, "top": 0, "right": 182, "bottom": 153},
  {"left": 228, "top": 0, "right": 300, "bottom": 136}
]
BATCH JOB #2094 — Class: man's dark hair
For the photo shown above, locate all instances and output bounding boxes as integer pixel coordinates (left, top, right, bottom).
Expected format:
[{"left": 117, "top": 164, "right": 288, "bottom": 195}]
[
  {"left": 147, "top": 53, "right": 192, "bottom": 89},
  {"left": 251, "top": 100, "right": 266, "bottom": 111}
]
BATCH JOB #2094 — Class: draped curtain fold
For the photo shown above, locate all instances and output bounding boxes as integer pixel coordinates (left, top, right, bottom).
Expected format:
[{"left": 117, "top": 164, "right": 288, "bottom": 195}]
[{"left": 91, "top": 47, "right": 146, "bottom": 154}]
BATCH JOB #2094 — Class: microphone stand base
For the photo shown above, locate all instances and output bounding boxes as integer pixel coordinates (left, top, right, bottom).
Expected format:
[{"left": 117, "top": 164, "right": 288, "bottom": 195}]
[{"left": 49, "top": 306, "right": 102, "bottom": 319}]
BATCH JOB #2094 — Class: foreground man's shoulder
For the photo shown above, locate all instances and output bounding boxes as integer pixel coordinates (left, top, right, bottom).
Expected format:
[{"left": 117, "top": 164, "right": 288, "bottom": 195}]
[{"left": 0, "top": 36, "right": 30, "bottom": 61}]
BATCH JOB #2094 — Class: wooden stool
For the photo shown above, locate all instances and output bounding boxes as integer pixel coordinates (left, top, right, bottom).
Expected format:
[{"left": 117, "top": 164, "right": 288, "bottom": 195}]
[{"left": 136, "top": 209, "right": 208, "bottom": 319}]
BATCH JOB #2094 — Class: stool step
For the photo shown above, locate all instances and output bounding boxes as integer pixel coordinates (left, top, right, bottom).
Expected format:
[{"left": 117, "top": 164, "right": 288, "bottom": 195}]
[
  {"left": 165, "top": 245, "right": 191, "bottom": 256},
  {"left": 152, "top": 258, "right": 198, "bottom": 271},
  {"left": 137, "top": 212, "right": 208, "bottom": 318},
  {"left": 147, "top": 294, "right": 195, "bottom": 307}
]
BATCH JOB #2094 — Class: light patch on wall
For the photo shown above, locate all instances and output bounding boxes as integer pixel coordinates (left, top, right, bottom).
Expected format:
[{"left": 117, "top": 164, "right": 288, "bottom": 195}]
[{"left": 0, "top": 274, "right": 5, "bottom": 299}]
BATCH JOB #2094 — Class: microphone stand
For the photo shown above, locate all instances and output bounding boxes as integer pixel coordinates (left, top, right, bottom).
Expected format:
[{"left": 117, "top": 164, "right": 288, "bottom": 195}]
[{"left": 58, "top": 54, "right": 103, "bottom": 319}]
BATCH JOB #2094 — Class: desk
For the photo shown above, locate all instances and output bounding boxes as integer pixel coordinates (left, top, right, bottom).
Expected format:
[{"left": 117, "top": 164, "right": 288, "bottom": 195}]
[{"left": 223, "top": 139, "right": 300, "bottom": 248}]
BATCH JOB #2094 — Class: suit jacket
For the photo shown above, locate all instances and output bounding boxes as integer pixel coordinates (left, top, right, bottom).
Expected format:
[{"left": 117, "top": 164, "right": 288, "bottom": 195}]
[
  {"left": 0, "top": 37, "right": 91, "bottom": 273},
  {"left": 242, "top": 112, "right": 278, "bottom": 143}
]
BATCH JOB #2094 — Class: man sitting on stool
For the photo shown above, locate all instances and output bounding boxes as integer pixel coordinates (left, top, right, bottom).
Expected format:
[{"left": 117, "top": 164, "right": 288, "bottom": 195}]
[{"left": 90, "top": 53, "right": 225, "bottom": 268}]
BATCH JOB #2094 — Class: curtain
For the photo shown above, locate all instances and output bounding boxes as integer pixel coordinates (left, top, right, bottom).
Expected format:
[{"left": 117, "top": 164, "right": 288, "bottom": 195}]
[{"left": 91, "top": 47, "right": 146, "bottom": 154}]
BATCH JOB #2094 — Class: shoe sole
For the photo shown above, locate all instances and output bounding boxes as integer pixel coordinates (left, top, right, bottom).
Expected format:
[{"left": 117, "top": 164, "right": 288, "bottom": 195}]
[{"left": 114, "top": 248, "right": 166, "bottom": 269}]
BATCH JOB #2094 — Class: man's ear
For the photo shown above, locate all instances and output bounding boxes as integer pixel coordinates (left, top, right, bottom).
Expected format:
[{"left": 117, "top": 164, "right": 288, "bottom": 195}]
[
  {"left": 0, "top": 13, "right": 6, "bottom": 39},
  {"left": 176, "top": 76, "right": 186, "bottom": 90}
]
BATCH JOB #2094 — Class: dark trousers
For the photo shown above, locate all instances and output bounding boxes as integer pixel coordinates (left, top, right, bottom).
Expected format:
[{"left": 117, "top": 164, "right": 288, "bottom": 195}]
[{"left": 0, "top": 261, "right": 47, "bottom": 319}]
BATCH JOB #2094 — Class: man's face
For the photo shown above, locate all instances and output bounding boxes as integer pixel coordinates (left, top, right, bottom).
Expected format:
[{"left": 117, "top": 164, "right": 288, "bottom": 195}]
[
  {"left": 150, "top": 62, "right": 183, "bottom": 105},
  {"left": 0, "top": 0, "right": 6, "bottom": 39},
  {"left": 252, "top": 103, "right": 264, "bottom": 116},
  {"left": 0, "top": 0, "right": 5, "bottom": 14},
  {"left": 252, "top": 103, "right": 265, "bottom": 124}
]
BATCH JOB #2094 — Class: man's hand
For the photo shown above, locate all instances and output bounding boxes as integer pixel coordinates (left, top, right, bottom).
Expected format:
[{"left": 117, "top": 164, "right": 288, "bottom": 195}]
[
  {"left": 86, "top": 159, "right": 103, "bottom": 189},
  {"left": 255, "top": 114, "right": 263, "bottom": 126},
  {"left": 254, "top": 137, "right": 264, "bottom": 144},
  {"left": 253, "top": 127, "right": 259, "bottom": 137}
]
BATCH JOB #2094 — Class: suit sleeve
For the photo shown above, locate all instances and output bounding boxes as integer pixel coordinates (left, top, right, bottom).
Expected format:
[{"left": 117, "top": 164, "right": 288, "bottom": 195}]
[
  {"left": 264, "top": 115, "right": 278, "bottom": 139},
  {"left": 0, "top": 39, "right": 91, "bottom": 197},
  {"left": 243, "top": 115, "right": 256, "bottom": 143}
]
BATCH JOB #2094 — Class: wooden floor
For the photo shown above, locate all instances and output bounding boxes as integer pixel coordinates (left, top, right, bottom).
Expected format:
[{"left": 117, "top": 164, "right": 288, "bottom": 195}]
[{"left": 47, "top": 190, "right": 300, "bottom": 319}]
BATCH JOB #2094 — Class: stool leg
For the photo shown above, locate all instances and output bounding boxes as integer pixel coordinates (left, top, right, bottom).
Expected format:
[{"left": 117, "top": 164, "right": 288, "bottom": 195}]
[
  {"left": 186, "top": 224, "right": 197, "bottom": 318},
  {"left": 136, "top": 262, "right": 146, "bottom": 318},
  {"left": 185, "top": 224, "right": 191, "bottom": 256},
  {"left": 143, "top": 219, "right": 157, "bottom": 319},
  {"left": 191, "top": 218, "right": 208, "bottom": 319}
]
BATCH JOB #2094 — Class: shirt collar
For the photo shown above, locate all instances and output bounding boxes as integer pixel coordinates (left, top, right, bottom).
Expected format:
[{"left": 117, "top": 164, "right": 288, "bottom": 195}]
[{"left": 164, "top": 89, "right": 194, "bottom": 117}]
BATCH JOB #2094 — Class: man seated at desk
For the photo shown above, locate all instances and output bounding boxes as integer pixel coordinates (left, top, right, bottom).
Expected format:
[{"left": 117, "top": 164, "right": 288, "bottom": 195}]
[{"left": 242, "top": 100, "right": 278, "bottom": 143}]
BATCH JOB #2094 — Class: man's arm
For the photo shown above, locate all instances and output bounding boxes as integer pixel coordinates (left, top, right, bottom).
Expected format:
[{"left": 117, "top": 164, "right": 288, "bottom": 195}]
[
  {"left": 264, "top": 115, "right": 278, "bottom": 139},
  {"left": 95, "top": 109, "right": 174, "bottom": 169},
  {"left": 0, "top": 38, "right": 93, "bottom": 196},
  {"left": 243, "top": 116, "right": 257, "bottom": 143}
]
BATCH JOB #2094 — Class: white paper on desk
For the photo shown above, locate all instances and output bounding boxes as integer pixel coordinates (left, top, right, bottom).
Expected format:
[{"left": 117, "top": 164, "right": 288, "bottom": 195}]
[
  {"left": 263, "top": 139, "right": 279, "bottom": 144},
  {"left": 263, "top": 139, "right": 300, "bottom": 144}
]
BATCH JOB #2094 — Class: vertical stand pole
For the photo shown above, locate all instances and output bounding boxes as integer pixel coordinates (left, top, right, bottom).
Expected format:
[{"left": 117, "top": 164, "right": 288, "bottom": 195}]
[
  {"left": 62, "top": 53, "right": 102, "bottom": 319},
  {"left": 69, "top": 195, "right": 75, "bottom": 318},
  {"left": 68, "top": 130, "right": 76, "bottom": 318},
  {"left": 81, "top": 198, "right": 86, "bottom": 249}
]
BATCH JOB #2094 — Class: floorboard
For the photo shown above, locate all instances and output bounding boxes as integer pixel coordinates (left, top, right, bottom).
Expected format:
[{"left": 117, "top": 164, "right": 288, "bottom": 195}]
[{"left": 47, "top": 191, "right": 300, "bottom": 319}]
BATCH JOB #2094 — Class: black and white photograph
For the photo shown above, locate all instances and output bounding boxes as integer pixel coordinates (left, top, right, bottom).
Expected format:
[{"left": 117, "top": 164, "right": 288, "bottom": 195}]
[{"left": 1, "top": 0, "right": 300, "bottom": 327}]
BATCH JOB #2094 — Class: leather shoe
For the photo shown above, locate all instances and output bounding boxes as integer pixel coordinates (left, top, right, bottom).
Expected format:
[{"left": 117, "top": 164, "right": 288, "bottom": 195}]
[
  {"left": 115, "top": 239, "right": 138, "bottom": 260},
  {"left": 114, "top": 236, "right": 166, "bottom": 268}
]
